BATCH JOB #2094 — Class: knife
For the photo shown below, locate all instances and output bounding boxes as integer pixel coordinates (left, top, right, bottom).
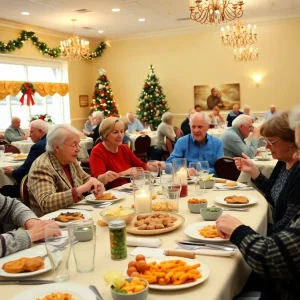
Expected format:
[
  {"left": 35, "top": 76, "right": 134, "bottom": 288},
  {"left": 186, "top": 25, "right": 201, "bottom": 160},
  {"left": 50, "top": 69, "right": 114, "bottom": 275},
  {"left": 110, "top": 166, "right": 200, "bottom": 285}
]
[
  {"left": 0, "top": 279, "right": 55, "bottom": 285},
  {"left": 176, "top": 241, "right": 236, "bottom": 251}
]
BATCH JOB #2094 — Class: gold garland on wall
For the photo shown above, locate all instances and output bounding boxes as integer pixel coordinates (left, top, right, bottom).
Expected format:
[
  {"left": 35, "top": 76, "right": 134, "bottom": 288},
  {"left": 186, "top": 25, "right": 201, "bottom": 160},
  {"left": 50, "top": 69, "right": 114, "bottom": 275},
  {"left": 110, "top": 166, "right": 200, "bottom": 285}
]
[{"left": 0, "top": 81, "right": 69, "bottom": 99}]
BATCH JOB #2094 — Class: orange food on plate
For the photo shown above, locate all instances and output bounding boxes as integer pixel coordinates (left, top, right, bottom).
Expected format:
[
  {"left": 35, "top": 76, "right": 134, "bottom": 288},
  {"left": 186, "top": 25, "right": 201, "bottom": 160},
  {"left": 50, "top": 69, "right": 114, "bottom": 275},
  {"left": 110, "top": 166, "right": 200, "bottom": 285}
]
[
  {"left": 2, "top": 256, "right": 44, "bottom": 273},
  {"left": 224, "top": 195, "right": 249, "bottom": 204},
  {"left": 95, "top": 192, "right": 117, "bottom": 201},
  {"left": 198, "top": 225, "right": 220, "bottom": 238},
  {"left": 53, "top": 212, "right": 84, "bottom": 222},
  {"left": 188, "top": 198, "right": 207, "bottom": 204}
]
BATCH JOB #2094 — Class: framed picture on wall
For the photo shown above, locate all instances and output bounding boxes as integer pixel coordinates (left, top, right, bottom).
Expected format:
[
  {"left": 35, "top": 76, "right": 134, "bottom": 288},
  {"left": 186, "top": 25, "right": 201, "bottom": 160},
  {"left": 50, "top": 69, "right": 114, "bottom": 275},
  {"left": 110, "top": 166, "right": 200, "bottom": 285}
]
[
  {"left": 79, "top": 95, "right": 89, "bottom": 107},
  {"left": 194, "top": 83, "right": 240, "bottom": 110}
]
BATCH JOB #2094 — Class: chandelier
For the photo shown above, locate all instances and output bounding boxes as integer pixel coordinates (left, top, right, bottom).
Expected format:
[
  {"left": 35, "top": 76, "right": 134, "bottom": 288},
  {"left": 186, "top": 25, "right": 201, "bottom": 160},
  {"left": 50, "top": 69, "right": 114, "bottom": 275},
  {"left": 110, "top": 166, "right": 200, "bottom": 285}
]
[
  {"left": 60, "top": 19, "right": 90, "bottom": 60},
  {"left": 234, "top": 46, "right": 258, "bottom": 62},
  {"left": 189, "top": 0, "right": 244, "bottom": 25},
  {"left": 221, "top": 20, "right": 257, "bottom": 48}
]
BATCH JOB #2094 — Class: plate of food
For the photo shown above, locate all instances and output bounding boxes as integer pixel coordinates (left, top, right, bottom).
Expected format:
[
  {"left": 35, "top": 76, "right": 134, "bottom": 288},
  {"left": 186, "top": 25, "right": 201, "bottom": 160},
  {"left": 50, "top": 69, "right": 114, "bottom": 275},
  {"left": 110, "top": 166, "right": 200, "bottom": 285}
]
[
  {"left": 125, "top": 256, "right": 209, "bottom": 290},
  {"left": 126, "top": 212, "right": 185, "bottom": 235},
  {"left": 40, "top": 209, "right": 91, "bottom": 226},
  {"left": 11, "top": 153, "right": 28, "bottom": 161},
  {"left": 0, "top": 245, "right": 52, "bottom": 278},
  {"left": 184, "top": 221, "right": 229, "bottom": 242},
  {"left": 215, "top": 194, "right": 257, "bottom": 207},
  {"left": 11, "top": 283, "right": 96, "bottom": 300},
  {"left": 85, "top": 191, "right": 126, "bottom": 203},
  {"left": 215, "top": 181, "right": 240, "bottom": 189}
]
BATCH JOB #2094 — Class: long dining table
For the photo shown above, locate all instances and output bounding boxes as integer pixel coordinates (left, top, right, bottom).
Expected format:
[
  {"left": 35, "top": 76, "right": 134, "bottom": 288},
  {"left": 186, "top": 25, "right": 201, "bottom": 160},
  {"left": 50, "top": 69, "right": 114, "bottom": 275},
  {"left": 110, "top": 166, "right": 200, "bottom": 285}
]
[{"left": 1, "top": 184, "right": 268, "bottom": 300}]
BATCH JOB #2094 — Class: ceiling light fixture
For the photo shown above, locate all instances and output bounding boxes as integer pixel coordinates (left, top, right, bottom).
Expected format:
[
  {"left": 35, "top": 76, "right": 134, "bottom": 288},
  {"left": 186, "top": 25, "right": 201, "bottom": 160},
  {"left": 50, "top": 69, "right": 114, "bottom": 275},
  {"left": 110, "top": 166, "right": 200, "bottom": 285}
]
[
  {"left": 221, "top": 20, "right": 257, "bottom": 48},
  {"left": 98, "top": 30, "right": 104, "bottom": 33},
  {"left": 21, "top": 12, "right": 30, "bottom": 16},
  {"left": 138, "top": 18, "right": 145, "bottom": 22},
  {"left": 234, "top": 46, "right": 258, "bottom": 62},
  {"left": 60, "top": 19, "right": 90, "bottom": 60},
  {"left": 112, "top": 8, "right": 120, "bottom": 12},
  {"left": 189, "top": 0, "right": 244, "bottom": 25}
]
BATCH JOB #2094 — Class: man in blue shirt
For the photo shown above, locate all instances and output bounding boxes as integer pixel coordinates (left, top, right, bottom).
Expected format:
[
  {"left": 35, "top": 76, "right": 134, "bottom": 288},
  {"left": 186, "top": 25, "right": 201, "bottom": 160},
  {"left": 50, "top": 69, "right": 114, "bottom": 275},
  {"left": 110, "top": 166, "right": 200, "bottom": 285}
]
[
  {"left": 127, "top": 112, "right": 144, "bottom": 133},
  {"left": 167, "top": 112, "right": 224, "bottom": 175},
  {"left": 263, "top": 104, "right": 278, "bottom": 121}
]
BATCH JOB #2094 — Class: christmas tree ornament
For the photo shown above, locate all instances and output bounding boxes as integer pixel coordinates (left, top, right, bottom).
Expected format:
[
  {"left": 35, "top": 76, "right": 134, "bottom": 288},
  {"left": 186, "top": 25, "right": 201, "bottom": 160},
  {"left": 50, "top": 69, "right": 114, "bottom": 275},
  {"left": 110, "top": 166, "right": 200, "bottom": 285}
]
[{"left": 99, "top": 68, "right": 106, "bottom": 75}]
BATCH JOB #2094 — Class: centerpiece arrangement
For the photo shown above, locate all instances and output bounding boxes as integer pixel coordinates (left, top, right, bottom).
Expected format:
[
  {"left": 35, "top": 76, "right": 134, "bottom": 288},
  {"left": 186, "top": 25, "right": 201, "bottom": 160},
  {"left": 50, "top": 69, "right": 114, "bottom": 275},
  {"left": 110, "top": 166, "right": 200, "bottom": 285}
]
[{"left": 30, "top": 114, "right": 54, "bottom": 124}]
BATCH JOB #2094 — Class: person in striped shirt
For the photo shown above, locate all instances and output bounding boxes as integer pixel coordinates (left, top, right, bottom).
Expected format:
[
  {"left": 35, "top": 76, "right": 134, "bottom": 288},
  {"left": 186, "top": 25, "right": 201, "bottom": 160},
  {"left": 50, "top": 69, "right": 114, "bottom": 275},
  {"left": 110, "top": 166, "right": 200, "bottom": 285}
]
[{"left": 216, "top": 106, "right": 300, "bottom": 300}]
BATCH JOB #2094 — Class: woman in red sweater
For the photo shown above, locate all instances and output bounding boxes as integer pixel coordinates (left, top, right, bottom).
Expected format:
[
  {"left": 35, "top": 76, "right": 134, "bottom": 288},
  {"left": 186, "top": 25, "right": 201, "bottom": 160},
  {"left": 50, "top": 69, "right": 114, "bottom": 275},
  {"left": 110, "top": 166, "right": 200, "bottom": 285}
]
[{"left": 89, "top": 117, "right": 147, "bottom": 189}]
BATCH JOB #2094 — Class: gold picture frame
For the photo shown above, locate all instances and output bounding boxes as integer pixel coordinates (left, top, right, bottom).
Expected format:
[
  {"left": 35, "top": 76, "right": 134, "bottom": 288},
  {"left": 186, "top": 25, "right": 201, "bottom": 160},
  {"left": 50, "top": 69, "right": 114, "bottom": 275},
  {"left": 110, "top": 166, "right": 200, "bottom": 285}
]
[{"left": 79, "top": 95, "right": 89, "bottom": 107}]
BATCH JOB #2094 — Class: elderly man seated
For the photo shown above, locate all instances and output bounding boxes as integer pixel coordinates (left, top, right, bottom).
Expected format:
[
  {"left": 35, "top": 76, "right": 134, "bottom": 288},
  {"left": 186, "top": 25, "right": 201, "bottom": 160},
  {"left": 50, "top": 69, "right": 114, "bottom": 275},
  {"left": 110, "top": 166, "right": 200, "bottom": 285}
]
[
  {"left": 28, "top": 124, "right": 104, "bottom": 217},
  {"left": 1, "top": 119, "right": 48, "bottom": 198},
  {"left": 82, "top": 111, "right": 103, "bottom": 143},
  {"left": 226, "top": 104, "right": 243, "bottom": 127},
  {"left": 126, "top": 112, "right": 144, "bottom": 133},
  {"left": 264, "top": 104, "right": 278, "bottom": 121},
  {"left": 243, "top": 105, "right": 256, "bottom": 123},
  {"left": 167, "top": 112, "right": 224, "bottom": 175},
  {"left": 220, "top": 115, "right": 260, "bottom": 158},
  {"left": 4, "top": 117, "right": 27, "bottom": 143}
]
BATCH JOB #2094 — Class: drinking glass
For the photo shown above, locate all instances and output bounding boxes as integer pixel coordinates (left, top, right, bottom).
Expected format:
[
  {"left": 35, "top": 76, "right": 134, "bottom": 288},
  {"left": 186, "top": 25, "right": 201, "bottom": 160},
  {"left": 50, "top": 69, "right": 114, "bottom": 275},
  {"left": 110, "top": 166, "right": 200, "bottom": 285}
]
[
  {"left": 45, "top": 224, "right": 72, "bottom": 282},
  {"left": 130, "top": 167, "right": 144, "bottom": 189},
  {"left": 162, "top": 178, "right": 181, "bottom": 213},
  {"left": 0, "top": 145, "right": 5, "bottom": 162},
  {"left": 189, "top": 162, "right": 202, "bottom": 196},
  {"left": 160, "top": 162, "right": 173, "bottom": 189},
  {"left": 172, "top": 158, "right": 188, "bottom": 197},
  {"left": 199, "top": 161, "right": 210, "bottom": 193},
  {"left": 147, "top": 160, "right": 159, "bottom": 192}
]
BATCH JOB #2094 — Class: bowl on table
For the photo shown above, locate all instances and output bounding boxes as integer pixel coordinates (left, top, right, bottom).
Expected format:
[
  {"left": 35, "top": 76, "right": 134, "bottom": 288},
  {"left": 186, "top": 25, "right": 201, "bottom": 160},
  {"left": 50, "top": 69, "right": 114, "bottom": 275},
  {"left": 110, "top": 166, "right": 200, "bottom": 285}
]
[
  {"left": 111, "top": 277, "right": 149, "bottom": 300},
  {"left": 200, "top": 207, "right": 223, "bottom": 221},
  {"left": 199, "top": 179, "right": 215, "bottom": 189},
  {"left": 99, "top": 207, "right": 136, "bottom": 225},
  {"left": 187, "top": 199, "right": 208, "bottom": 213}
]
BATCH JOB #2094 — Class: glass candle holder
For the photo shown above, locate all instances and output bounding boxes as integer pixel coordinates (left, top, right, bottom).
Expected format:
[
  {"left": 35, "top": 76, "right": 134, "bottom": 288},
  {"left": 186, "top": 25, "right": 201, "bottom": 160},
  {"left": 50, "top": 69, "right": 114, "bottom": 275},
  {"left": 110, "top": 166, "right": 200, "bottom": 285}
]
[
  {"left": 134, "top": 172, "right": 152, "bottom": 214},
  {"left": 172, "top": 158, "right": 188, "bottom": 197}
]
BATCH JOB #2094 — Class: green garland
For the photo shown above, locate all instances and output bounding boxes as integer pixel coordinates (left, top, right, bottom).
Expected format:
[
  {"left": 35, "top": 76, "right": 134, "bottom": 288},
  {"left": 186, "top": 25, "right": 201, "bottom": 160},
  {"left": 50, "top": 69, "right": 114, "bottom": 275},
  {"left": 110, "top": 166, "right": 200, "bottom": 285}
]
[{"left": 0, "top": 30, "right": 107, "bottom": 59}]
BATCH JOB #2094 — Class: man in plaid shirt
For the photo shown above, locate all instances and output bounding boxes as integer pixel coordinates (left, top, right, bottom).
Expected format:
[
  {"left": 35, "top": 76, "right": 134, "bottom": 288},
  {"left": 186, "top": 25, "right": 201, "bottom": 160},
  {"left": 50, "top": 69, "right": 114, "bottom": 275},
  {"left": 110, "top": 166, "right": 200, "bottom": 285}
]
[{"left": 216, "top": 106, "right": 300, "bottom": 300}]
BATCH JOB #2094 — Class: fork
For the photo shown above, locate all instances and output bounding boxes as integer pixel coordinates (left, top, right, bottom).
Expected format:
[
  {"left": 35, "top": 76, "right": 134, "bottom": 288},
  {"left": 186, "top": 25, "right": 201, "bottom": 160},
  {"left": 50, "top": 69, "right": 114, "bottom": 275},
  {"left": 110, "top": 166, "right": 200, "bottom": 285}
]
[
  {"left": 177, "top": 243, "right": 234, "bottom": 252},
  {"left": 92, "top": 202, "right": 113, "bottom": 209}
]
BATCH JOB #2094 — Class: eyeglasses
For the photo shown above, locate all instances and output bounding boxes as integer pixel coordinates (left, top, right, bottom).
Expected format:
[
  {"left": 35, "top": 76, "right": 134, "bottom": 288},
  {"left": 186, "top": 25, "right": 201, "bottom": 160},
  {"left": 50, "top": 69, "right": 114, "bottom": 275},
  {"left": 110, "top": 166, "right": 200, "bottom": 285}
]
[
  {"left": 263, "top": 139, "right": 279, "bottom": 147},
  {"left": 64, "top": 143, "right": 82, "bottom": 150}
]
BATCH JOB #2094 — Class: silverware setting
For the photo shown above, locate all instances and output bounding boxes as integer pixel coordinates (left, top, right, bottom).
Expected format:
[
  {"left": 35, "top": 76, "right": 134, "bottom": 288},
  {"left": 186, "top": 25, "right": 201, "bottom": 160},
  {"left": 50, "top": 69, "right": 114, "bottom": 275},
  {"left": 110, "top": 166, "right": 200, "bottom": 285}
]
[
  {"left": 0, "top": 279, "right": 55, "bottom": 285},
  {"left": 214, "top": 187, "right": 254, "bottom": 191},
  {"left": 92, "top": 202, "right": 113, "bottom": 209},
  {"left": 222, "top": 208, "right": 248, "bottom": 212},
  {"left": 89, "top": 285, "right": 104, "bottom": 300},
  {"left": 176, "top": 240, "right": 236, "bottom": 251}
]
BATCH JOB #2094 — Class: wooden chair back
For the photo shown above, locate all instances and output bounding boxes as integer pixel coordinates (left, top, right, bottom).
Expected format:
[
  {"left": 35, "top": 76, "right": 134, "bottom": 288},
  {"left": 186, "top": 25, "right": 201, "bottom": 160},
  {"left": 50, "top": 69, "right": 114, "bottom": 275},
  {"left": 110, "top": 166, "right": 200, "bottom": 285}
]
[{"left": 214, "top": 156, "right": 241, "bottom": 181}]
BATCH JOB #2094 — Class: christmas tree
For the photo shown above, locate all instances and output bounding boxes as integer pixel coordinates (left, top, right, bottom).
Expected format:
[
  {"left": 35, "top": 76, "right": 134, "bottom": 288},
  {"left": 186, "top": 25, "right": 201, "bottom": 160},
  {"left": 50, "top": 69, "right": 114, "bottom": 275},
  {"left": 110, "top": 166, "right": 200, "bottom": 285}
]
[
  {"left": 136, "top": 65, "right": 169, "bottom": 129},
  {"left": 90, "top": 69, "right": 119, "bottom": 117}
]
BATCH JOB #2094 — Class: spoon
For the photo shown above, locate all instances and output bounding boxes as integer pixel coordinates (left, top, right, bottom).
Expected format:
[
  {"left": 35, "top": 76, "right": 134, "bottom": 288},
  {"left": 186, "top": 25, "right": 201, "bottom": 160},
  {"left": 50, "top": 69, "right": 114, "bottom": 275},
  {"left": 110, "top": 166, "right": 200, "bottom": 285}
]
[{"left": 89, "top": 285, "right": 104, "bottom": 300}]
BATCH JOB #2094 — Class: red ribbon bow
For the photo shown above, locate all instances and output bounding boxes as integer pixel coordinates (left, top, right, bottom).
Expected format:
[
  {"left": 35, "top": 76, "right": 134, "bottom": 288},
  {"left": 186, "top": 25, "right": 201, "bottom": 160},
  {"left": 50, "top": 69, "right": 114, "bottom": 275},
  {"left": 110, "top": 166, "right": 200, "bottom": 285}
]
[{"left": 20, "top": 87, "right": 35, "bottom": 106}]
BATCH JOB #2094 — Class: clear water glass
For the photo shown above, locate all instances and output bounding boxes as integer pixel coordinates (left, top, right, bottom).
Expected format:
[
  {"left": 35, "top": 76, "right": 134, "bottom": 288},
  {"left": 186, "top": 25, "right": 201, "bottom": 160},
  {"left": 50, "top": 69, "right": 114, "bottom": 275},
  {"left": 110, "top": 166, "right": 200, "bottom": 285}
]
[
  {"left": 130, "top": 167, "right": 144, "bottom": 189},
  {"left": 199, "top": 161, "right": 210, "bottom": 193},
  {"left": 0, "top": 145, "right": 5, "bottom": 161},
  {"left": 188, "top": 162, "right": 201, "bottom": 196}
]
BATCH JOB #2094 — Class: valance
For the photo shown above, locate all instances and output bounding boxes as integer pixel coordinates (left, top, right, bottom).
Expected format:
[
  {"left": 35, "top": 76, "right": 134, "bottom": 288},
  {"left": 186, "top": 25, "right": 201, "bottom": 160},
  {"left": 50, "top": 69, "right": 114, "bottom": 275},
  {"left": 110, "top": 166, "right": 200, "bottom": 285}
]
[{"left": 0, "top": 81, "right": 69, "bottom": 99}]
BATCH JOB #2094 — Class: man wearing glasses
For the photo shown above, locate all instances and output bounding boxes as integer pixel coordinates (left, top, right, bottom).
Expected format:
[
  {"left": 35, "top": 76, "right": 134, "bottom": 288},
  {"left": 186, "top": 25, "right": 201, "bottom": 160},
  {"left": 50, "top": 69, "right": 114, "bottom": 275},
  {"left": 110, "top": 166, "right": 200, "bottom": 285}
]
[{"left": 220, "top": 115, "right": 260, "bottom": 158}]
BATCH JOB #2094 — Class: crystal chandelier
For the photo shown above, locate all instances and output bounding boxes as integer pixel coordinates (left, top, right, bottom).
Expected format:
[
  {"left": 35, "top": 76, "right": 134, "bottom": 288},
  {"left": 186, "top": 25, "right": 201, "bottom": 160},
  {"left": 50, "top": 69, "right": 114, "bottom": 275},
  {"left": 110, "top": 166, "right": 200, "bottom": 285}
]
[
  {"left": 189, "top": 0, "right": 244, "bottom": 25},
  {"left": 234, "top": 46, "right": 258, "bottom": 62},
  {"left": 60, "top": 19, "right": 90, "bottom": 60},
  {"left": 221, "top": 20, "right": 257, "bottom": 48}
]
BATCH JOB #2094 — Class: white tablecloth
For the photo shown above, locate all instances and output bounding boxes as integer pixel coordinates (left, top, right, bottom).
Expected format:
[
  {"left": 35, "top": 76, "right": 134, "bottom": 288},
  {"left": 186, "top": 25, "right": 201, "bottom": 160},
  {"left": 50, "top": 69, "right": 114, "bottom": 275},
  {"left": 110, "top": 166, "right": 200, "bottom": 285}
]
[
  {"left": 11, "top": 138, "right": 94, "bottom": 159},
  {"left": 2, "top": 184, "right": 269, "bottom": 300},
  {"left": 238, "top": 158, "right": 278, "bottom": 183},
  {"left": 129, "top": 132, "right": 158, "bottom": 151},
  {"left": 0, "top": 159, "right": 23, "bottom": 187}
]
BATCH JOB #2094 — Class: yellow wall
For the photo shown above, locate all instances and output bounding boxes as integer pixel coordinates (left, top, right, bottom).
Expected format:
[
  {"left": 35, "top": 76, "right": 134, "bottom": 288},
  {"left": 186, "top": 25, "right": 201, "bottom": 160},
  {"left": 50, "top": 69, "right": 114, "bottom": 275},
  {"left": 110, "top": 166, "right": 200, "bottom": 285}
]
[{"left": 92, "top": 20, "right": 300, "bottom": 126}]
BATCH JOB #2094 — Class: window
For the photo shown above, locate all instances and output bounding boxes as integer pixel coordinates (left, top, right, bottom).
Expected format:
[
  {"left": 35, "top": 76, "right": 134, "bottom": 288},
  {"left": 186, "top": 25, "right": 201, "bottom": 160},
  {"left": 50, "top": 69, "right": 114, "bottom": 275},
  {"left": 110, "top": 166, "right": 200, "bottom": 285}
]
[{"left": 0, "top": 56, "right": 70, "bottom": 130}]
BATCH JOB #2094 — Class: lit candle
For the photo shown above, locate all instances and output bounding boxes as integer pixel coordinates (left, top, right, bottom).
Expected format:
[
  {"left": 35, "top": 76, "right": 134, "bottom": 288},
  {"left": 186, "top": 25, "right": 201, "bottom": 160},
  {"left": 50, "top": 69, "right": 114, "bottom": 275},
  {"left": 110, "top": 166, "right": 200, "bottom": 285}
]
[
  {"left": 176, "top": 167, "right": 187, "bottom": 185},
  {"left": 135, "top": 189, "right": 151, "bottom": 213},
  {"left": 221, "top": 27, "right": 224, "bottom": 36}
]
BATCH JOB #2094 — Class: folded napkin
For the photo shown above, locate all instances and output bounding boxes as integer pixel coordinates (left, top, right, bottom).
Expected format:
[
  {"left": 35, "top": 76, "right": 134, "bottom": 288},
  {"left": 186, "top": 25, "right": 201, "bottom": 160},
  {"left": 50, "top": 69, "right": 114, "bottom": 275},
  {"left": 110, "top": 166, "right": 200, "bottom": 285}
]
[
  {"left": 126, "top": 237, "right": 162, "bottom": 248},
  {"left": 130, "top": 247, "right": 165, "bottom": 257},
  {"left": 174, "top": 245, "right": 237, "bottom": 257}
]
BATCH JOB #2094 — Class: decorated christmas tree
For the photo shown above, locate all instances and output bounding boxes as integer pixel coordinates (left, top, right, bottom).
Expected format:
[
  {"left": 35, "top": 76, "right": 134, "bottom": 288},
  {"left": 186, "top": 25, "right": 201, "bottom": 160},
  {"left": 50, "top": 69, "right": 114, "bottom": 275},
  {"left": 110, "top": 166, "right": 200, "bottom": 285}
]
[
  {"left": 136, "top": 65, "right": 169, "bottom": 129},
  {"left": 90, "top": 69, "right": 119, "bottom": 117}
]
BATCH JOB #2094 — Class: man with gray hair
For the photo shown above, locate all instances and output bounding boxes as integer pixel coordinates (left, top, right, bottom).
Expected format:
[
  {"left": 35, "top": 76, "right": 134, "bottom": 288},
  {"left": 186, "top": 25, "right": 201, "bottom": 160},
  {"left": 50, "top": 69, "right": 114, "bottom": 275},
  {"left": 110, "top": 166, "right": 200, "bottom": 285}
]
[
  {"left": 243, "top": 105, "right": 256, "bottom": 123},
  {"left": 167, "top": 112, "right": 223, "bottom": 175},
  {"left": 83, "top": 111, "right": 103, "bottom": 143},
  {"left": 181, "top": 108, "right": 196, "bottom": 136},
  {"left": 264, "top": 104, "right": 278, "bottom": 121},
  {"left": 4, "top": 117, "right": 27, "bottom": 143},
  {"left": 126, "top": 112, "right": 144, "bottom": 133},
  {"left": 0, "top": 119, "right": 48, "bottom": 198},
  {"left": 220, "top": 114, "right": 260, "bottom": 158}
]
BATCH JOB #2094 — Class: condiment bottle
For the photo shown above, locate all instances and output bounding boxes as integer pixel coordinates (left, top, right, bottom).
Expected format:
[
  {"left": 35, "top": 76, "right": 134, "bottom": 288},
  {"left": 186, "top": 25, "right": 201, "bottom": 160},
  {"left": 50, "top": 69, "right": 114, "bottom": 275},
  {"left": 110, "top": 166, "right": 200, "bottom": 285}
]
[{"left": 109, "top": 220, "right": 127, "bottom": 260}]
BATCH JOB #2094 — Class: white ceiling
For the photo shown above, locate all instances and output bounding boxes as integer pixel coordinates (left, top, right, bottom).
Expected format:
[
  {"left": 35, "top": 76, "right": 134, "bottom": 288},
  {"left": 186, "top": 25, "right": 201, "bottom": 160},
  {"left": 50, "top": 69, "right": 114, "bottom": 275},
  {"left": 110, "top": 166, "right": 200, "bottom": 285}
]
[{"left": 0, "top": 0, "right": 300, "bottom": 40}]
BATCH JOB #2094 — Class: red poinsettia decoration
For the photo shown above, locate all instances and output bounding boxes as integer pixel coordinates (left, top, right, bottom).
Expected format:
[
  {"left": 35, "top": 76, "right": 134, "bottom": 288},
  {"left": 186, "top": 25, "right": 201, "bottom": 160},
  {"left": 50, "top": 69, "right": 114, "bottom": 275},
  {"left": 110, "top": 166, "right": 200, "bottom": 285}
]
[{"left": 20, "top": 82, "right": 35, "bottom": 106}]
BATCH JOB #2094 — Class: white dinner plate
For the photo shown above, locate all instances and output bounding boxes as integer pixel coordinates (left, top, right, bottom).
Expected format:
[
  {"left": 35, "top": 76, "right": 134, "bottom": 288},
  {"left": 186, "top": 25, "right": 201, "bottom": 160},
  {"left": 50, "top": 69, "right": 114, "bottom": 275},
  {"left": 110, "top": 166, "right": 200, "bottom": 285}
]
[
  {"left": 11, "top": 283, "right": 96, "bottom": 300},
  {"left": 126, "top": 257, "right": 209, "bottom": 290},
  {"left": 215, "top": 182, "right": 240, "bottom": 189},
  {"left": 215, "top": 194, "right": 258, "bottom": 207},
  {"left": 40, "top": 209, "right": 92, "bottom": 226},
  {"left": 185, "top": 221, "right": 229, "bottom": 242},
  {"left": 0, "top": 245, "right": 52, "bottom": 278},
  {"left": 85, "top": 191, "right": 126, "bottom": 203},
  {"left": 4, "top": 152, "right": 13, "bottom": 156}
]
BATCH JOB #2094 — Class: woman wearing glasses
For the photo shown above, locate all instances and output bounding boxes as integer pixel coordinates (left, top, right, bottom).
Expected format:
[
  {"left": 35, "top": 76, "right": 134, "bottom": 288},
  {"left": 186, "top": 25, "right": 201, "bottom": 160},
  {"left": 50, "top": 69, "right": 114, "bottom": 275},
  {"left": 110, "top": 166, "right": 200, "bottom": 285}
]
[
  {"left": 27, "top": 124, "right": 104, "bottom": 217},
  {"left": 234, "top": 111, "right": 300, "bottom": 235}
]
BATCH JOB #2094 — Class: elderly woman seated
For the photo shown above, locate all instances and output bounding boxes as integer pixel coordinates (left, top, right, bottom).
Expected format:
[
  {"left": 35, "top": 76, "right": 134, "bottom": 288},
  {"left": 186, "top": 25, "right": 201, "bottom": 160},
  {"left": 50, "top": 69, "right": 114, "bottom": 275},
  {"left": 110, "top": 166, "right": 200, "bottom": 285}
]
[
  {"left": 28, "top": 124, "right": 104, "bottom": 217},
  {"left": 150, "top": 112, "right": 176, "bottom": 160},
  {"left": 89, "top": 117, "right": 148, "bottom": 189},
  {"left": 208, "top": 106, "right": 225, "bottom": 128}
]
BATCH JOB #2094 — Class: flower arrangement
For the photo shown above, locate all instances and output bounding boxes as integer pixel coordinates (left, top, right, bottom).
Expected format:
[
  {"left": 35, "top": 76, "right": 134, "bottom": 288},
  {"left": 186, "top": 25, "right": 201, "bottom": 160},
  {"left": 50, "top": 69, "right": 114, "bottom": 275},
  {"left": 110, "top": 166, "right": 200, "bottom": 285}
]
[{"left": 30, "top": 114, "right": 53, "bottom": 123}]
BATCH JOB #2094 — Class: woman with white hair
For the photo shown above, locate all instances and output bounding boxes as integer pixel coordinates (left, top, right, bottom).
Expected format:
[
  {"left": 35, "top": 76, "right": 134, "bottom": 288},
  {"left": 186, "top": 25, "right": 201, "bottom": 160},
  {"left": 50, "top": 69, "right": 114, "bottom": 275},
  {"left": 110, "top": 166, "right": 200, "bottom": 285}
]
[
  {"left": 28, "top": 124, "right": 104, "bottom": 217},
  {"left": 216, "top": 105, "right": 300, "bottom": 300},
  {"left": 150, "top": 112, "right": 176, "bottom": 160}
]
